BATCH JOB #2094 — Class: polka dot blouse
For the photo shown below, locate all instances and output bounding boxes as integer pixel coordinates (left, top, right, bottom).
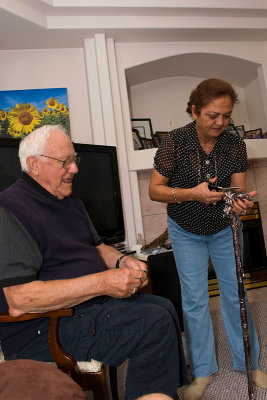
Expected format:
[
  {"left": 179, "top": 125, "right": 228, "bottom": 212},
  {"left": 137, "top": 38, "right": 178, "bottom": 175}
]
[{"left": 154, "top": 121, "right": 249, "bottom": 235}]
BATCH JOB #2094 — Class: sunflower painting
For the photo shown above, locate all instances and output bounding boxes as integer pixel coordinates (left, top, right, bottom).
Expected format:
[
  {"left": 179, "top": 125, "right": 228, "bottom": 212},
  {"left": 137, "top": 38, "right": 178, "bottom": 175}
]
[{"left": 0, "top": 88, "right": 70, "bottom": 139}]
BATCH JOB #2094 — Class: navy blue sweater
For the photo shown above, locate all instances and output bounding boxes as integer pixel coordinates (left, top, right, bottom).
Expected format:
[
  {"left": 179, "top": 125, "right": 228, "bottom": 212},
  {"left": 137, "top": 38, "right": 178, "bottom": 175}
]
[{"left": 0, "top": 174, "right": 107, "bottom": 355}]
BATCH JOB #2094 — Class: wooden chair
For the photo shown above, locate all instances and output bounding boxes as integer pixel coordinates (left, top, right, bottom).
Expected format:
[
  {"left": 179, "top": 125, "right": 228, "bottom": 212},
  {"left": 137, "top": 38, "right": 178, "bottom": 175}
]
[{"left": 0, "top": 309, "right": 119, "bottom": 400}]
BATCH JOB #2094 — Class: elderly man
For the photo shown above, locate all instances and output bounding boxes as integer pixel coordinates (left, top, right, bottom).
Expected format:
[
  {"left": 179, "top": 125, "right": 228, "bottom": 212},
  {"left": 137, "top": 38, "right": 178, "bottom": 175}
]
[{"left": 0, "top": 125, "right": 188, "bottom": 400}]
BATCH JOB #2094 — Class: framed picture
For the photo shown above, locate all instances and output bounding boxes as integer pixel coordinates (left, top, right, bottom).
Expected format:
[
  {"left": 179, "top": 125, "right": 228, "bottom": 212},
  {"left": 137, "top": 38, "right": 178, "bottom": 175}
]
[
  {"left": 0, "top": 88, "right": 70, "bottom": 139},
  {"left": 131, "top": 118, "right": 153, "bottom": 139},
  {"left": 235, "top": 125, "right": 245, "bottom": 138},
  {"left": 140, "top": 138, "right": 154, "bottom": 149},
  {"left": 155, "top": 131, "right": 169, "bottom": 144},
  {"left": 227, "top": 123, "right": 239, "bottom": 136},
  {"left": 229, "top": 117, "right": 234, "bottom": 125},
  {"left": 244, "top": 128, "right": 263, "bottom": 139},
  {"left": 132, "top": 125, "right": 146, "bottom": 138},
  {"left": 132, "top": 128, "right": 143, "bottom": 150},
  {"left": 151, "top": 133, "right": 160, "bottom": 147}
]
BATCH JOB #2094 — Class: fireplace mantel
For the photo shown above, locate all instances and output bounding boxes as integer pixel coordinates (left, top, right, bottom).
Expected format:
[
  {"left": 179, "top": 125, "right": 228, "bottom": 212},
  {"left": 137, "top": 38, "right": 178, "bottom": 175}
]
[
  {"left": 245, "top": 138, "right": 267, "bottom": 160},
  {"left": 128, "top": 138, "right": 267, "bottom": 171}
]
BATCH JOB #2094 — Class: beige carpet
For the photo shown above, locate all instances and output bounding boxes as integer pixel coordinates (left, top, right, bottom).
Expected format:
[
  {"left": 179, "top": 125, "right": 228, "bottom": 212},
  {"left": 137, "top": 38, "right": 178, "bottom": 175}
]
[{"left": 178, "top": 301, "right": 267, "bottom": 400}]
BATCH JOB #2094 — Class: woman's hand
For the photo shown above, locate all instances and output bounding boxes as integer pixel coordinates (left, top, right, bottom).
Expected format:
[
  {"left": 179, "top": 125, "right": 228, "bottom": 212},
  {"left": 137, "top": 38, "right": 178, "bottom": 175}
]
[
  {"left": 193, "top": 180, "right": 225, "bottom": 205},
  {"left": 231, "top": 191, "right": 257, "bottom": 216}
]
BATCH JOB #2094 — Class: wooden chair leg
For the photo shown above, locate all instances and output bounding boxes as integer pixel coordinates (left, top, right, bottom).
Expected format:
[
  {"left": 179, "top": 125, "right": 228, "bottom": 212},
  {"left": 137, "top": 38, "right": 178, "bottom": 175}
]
[
  {"left": 92, "top": 370, "right": 109, "bottom": 400},
  {"left": 78, "top": 368, "right": 109, "bottom": 400}
]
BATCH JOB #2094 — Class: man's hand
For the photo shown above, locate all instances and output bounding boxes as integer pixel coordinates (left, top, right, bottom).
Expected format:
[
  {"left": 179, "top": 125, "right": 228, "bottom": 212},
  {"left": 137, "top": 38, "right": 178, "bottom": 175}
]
[
  {"left": 120, "top": 255, "right": 147, "bottom": 272},
  {"left": 103, "top": 267, "right": 148, "bottom": 298},
  {"left": 119, "top": 255, "right": 148, "bottom": 286}
]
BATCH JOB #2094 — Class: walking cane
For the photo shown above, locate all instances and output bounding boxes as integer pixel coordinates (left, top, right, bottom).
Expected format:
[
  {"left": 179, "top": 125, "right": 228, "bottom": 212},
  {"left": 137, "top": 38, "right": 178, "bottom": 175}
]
[{"left": 224, "top": 190, "right": 255, "bottom": 400}]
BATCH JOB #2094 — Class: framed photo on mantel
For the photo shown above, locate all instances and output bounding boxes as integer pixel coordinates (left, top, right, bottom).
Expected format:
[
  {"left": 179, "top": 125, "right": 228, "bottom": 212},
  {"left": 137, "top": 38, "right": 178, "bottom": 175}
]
[
  {"left": 131, "top": 118, "right": 153, "bottom": 139},
  {"left": 132, "top": 128, "right": 143, "bottom": 150},
  {"left": 155, "top": 131, "right": 169, "bottom": 145},
  {"left": 244, "top": 128, "right": 263, "bottom": 139},
  {"left": 235, "top": 125, "right": 245, "bottom": 138}
]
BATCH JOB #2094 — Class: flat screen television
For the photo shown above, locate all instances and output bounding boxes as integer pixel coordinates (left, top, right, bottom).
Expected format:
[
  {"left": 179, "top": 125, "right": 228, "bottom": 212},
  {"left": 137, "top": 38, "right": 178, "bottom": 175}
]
[{"left": 0, "top": 138, "right": 125, "bottom": 245}]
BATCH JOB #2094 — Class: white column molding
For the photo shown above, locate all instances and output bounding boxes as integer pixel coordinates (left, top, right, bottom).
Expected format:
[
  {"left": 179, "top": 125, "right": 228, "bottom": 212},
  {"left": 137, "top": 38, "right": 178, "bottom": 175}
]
[
  {"left": 106, "top": 38, "right": 144, "bottom": 246},
  {"left": 94, "top": 34, "right": 117, "bottom": 146},
  {"left": 129, "top": 170, "right": 145, "bottom": 245},
  {"left": 110, "top": 47, "right": 145, "bottom": 245},
  {"left": 83, "top": 35, "right": 144, "bottom": 245},
  {"left": 257, "top": 65, "right": 267, "bottom": 132},
  {"left": 83, "top": 37, "right": 105, "bottom": 145}
]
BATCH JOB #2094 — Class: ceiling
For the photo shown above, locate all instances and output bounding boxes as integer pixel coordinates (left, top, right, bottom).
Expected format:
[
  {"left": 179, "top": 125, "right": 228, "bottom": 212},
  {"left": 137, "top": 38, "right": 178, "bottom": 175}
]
[
  {"left": 2, "top": 0, "right": 267, "bottom": 51},
  {"left": 1, "top": 1, "right": 267, "bottom": 88}
]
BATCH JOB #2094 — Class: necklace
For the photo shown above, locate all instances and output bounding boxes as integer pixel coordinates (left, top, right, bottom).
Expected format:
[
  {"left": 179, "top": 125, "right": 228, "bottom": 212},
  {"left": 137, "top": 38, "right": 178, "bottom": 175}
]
[
  {"left": 199, "top": 138, "right": 216, "bottom": 154},
  {"left": 202, "top": 143, "right": 215, "bottom": 154}
]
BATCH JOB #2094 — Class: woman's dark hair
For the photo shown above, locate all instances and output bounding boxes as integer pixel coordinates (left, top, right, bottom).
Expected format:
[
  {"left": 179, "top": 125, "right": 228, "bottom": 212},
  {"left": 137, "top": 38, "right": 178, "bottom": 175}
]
[{"left": 186, "top": 78, "right": 239, "bottom": 116}]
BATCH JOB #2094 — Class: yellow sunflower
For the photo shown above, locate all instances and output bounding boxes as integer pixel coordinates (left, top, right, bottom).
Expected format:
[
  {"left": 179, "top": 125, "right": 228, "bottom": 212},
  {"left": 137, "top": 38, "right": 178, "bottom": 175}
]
[
  {"left": 8, "top": 103, "right": 41, "bottom": 134},
  {"left": 42, "top": 107, "right": 49, "bottom": 115},
  {"left": 0, "top": 110, "right": 7, "bottom": 120},
  {"left": 8, "top": 125, "right": 24, "bottom": 138},
  {"left": 59, "top": 104, "right": 69, "bottom": 115},
  {"left": 59, "top": 104, "right": 67, "bottom": 113},
  {"left": 46, "top": 97, "right": 58, "bottom": 109}
]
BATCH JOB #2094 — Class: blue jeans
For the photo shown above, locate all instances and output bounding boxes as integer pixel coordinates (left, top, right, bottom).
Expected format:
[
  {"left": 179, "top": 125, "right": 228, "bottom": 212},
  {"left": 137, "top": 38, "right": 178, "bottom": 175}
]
[{"left": 168, "top": 216, "right": 260, "bottom": 378}]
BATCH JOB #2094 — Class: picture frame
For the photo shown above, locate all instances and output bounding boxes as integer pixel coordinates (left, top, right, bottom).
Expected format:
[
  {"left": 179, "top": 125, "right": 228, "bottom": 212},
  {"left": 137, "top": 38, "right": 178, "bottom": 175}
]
[
  {"left": 132, "top": 125, "right": 146, "bottom": 139},
  {"left": 244, "top": 128, "right": 263, "bottom": 139},
  {"left": 132, "top": 128, "right": 143, "bottom": 150},
  {"left": 155, "top": 131, "right": 169, "bottom": 145},
  {"left": 0, "top": 88, "right": 70, "bottom": 139},
  {"left": 235, "top": 125, "right": 245, "bottom": 138},
  {"left": 151, "top": 133, "right": 160, "bottom": 147},
  {"left": 131, "top": 118, "right": 153, "bottom": 139},
  {"left": 227, "top": 123, "right": 239, "bottom": 136},
  {"left": 140, "top": 138, "right": 154, "bottom": 149}
]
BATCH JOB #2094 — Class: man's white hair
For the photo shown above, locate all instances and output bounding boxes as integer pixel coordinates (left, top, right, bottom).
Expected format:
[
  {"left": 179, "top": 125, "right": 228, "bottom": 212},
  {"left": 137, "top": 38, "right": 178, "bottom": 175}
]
[{"left": 19, "top": 125, "right": 67, "bottom": 172}]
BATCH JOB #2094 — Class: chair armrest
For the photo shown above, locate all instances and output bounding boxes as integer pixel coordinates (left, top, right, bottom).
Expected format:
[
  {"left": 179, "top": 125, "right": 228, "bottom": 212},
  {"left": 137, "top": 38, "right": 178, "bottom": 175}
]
[
  {"left": 0, "top": 309, "right": 78, "bottom": 378},
  {"left": 0, "top": 309, "right": 73, "bottom": 322},
  {"left": 0, "top": 309, "right": 110, "bottom": 397}
]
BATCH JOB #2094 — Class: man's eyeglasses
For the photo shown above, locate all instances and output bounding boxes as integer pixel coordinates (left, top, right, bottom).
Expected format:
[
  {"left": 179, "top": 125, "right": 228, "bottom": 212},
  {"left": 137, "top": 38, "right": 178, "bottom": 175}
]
[{"left": 40, "top": 154, "right": 81, "bottom": 169}]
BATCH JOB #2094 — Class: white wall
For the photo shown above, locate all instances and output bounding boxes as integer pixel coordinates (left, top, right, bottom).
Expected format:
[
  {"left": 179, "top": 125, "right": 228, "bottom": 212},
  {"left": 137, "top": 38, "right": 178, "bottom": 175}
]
[
  {"left": 129, "top": 76, "right": 250, "bottom": 132},
  {"left": 130, "top": 76, "right": 196, "bottom": 131},
  {"left": 0, "top": 48, "right": 92, "bottom": 144},
  {"left": 245, "top": 77, "right": 267, "bottom": 133}
]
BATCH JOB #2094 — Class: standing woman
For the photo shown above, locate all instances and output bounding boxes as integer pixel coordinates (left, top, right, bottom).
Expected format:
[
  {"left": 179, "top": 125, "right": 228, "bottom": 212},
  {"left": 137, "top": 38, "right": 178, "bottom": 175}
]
[{"left": 149, "top": 78, "right": 267, "bottom": 400}]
